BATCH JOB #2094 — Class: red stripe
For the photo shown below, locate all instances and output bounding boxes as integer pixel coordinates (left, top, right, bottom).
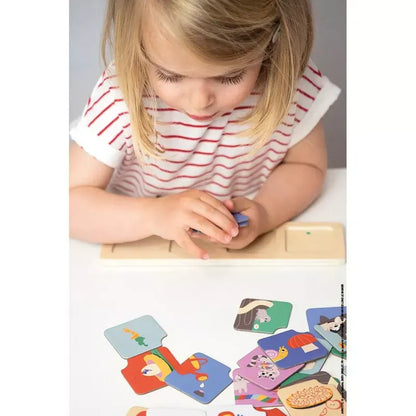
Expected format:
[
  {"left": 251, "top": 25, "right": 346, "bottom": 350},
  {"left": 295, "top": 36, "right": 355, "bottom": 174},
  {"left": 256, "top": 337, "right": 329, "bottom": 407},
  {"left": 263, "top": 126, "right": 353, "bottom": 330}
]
[
  {"left": 109, "top": 130, "right": 123, "bottom": 145},
  {"left": 87, "top": 99, "right": 123, "bottom": 127},
  {"left": 308, "top": 65, "right": 322, "bottom": 77},
  {"left": 123, "top": 144, "right": 285, "bottom": 174},
  {"left": 118, "top": 168, "right": 269, "bottom": 194},
  {"left": 296, "top": 103, "right": 308, "bottom": 112},
  {"left": 97, "top": 74, "right": 118, "bottom": 89},
  {"left": 302, "top": 75, "right": 322, "bottom": 91},
  {"left": 84, "top": 90, "right": 110, "bottom": 116},
  {"left": 120, "top": 155, "right": 278, "bottom": 185},
  {"left": 98, "top": 116, "right": 119, "bottom": 136},
  {"left": 297, "top": 89, "right": 315, "bottom": 100}
]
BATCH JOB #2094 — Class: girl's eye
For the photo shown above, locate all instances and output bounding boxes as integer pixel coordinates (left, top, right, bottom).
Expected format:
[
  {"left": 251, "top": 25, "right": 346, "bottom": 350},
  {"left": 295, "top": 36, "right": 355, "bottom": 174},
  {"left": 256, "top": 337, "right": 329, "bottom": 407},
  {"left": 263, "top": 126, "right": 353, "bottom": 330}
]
[
  {"left": 156, "top": 70, "right": 183, "bottom": 83},
  {"left": 219, "top": 71, "right": 246, "bottom": 85}
]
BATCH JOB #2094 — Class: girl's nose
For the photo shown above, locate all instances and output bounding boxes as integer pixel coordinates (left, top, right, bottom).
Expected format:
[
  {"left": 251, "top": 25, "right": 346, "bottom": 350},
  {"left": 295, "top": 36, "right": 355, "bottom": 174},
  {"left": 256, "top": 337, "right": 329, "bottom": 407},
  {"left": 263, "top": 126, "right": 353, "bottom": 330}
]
[{"left": 189, "top": 80, "right": 215, "bottom": 111}]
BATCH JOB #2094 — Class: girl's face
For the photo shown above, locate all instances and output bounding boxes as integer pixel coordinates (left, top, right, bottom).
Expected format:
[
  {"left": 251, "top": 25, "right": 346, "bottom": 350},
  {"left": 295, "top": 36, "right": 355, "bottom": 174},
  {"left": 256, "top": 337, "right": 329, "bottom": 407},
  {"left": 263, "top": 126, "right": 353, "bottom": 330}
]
[{"left": 143, "top": 27, "right": 262, "bottom": 122}]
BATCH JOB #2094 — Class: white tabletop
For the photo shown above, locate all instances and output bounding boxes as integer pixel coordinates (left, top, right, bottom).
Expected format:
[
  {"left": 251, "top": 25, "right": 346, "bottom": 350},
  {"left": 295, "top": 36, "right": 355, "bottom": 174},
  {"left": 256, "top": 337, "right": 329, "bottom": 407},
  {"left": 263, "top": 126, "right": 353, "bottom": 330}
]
[{"left": 70, "top": 168, "right": 346, "bottom": 416}]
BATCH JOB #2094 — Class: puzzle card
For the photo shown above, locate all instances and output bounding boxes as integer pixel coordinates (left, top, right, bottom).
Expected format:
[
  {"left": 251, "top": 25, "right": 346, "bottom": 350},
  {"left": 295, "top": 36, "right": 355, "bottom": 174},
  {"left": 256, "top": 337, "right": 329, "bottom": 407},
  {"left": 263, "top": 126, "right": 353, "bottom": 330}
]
[
  {"left": 165, "top": 352, "right": 232, "bottom": 404},
  {"left": 258, "top": 330, "right": 328, "bottom": 369},
  {"left": 298, "top": 338, "right": 332, "bottom": 375},
  {"left": 314, "top": 318, "right": 346, "bottom": 353},
  {"left": 236, "top": 346, "right": 303, "bottom": 390},
  {"left": 234, "top": 299, "right": 292, "bottom": 334},
  {"left": 306, "top": 307, "right": 347, "bottom": 355},
  {"left": 280, "top": 371, "right": 345, "bottom": 399},
  {"left": 232, "top": 368, "right": 281, "bottom": 407},
  {"left": 104, "top": 315, "right": 167, "bottom": 359},
  {"left": 278, "top": 379, "right": 346, "bottom": 415},
  {"left": 121, "top": 347, "right": 180, "bottom": 394}
]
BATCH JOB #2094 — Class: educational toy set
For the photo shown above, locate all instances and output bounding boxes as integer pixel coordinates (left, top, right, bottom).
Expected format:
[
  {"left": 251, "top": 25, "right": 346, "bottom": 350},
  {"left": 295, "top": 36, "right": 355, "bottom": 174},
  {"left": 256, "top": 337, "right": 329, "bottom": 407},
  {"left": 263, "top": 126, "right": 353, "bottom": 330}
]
[{"left": 105, "top": 301, "right": 346, "bottom": 415}]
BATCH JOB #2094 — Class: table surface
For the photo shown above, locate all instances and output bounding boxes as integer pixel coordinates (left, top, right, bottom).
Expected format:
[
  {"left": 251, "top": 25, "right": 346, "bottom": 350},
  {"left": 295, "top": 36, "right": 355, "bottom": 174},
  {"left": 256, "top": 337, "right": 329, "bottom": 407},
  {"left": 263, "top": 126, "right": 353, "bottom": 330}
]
[{"left": 70, "top": 168, "right": 346, "bottom": 416}]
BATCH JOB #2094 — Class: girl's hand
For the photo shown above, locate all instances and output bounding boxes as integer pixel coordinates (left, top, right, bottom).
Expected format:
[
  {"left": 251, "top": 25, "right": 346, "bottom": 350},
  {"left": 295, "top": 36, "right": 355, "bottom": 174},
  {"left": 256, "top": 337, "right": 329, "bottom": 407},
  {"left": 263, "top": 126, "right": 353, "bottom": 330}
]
[
  {"left": 151, "top": 190, "right": 239, "bottom": 259},
  {"left": 220, "top": 197, "right": 269, "bottom": 249}
]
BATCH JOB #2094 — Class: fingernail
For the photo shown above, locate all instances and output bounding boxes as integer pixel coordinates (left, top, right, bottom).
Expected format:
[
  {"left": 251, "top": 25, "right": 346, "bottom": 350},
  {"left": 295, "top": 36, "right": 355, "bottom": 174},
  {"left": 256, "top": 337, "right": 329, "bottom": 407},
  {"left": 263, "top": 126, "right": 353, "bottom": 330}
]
[
  {"left": 202, "top": 253, "right": 210, "bottom": 260},
  {"left": 231, "top": 227, "right": 239, "bottom": 237}
]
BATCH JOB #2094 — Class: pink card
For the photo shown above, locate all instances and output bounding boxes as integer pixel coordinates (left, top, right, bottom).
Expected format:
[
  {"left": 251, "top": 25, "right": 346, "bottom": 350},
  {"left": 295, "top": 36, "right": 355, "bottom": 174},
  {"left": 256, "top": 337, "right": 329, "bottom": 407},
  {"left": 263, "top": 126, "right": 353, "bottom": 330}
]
[
  {"left": 232, "top": 368, "right": 282, "bottom": 407},
  {"left": 237, "top": 347, "right": 304, "bottom": 390}
]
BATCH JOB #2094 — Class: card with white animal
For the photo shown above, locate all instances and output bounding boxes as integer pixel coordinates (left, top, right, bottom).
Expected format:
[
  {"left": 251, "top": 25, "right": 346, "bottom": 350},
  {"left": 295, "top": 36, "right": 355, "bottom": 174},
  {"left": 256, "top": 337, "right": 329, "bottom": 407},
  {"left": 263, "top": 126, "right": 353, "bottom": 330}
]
[
  {"left": 233, "top": 298, "right": 292, "bottom": 334},
  {"left": 232, "top": 368, "right": 282, "bottom": 407},
  {"left": 258, "top": 330, "right": 329, "bottom": 369},
  {"left": 306, "top": 307, "right": 347, "bottom": 355},
  {"left": 236, "top": 346, "right": 304, "bottom": 390},
  {"left": 126, "top": 405, "right": 286, "bottom": 416},
  {"left": 104, "top": 315, "right": 167, "bottom": 359}
]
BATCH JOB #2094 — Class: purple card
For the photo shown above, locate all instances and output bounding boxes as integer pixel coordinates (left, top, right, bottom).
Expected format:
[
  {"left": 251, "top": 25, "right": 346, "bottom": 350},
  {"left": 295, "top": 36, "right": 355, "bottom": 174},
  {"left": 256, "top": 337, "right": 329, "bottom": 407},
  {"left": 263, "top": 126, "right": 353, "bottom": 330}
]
[
  {"left": 236, "top": 346, "right": 304, "bottom": 390},
  {"left": 232, "top": 368, "right": 282, "bottom": 407},
  {"left": 258, "top": 330, "right": 329, "bottom": 369}
]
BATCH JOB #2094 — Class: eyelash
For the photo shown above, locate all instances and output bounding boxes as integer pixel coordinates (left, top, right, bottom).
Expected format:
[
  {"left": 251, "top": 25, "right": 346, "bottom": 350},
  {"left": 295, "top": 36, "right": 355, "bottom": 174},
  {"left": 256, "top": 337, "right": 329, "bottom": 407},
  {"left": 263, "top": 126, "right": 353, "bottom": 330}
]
[{"left": 155, "top": 69, "right": 246, "bottom": 85}]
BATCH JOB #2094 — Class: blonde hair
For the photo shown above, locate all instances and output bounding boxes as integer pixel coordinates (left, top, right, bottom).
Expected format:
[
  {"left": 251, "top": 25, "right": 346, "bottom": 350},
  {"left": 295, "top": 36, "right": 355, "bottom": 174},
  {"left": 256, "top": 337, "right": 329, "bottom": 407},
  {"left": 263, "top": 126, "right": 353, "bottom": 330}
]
[{"left": 101, "top": 0, "right": 313, "bottom": 159}]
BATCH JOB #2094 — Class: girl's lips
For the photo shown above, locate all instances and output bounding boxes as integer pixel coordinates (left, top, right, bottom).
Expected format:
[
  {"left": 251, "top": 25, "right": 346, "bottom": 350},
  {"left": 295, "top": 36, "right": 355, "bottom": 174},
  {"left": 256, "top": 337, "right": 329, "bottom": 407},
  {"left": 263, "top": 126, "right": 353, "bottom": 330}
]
[{"left": 186, "top": 112, "right": 218, "bottom": 121}]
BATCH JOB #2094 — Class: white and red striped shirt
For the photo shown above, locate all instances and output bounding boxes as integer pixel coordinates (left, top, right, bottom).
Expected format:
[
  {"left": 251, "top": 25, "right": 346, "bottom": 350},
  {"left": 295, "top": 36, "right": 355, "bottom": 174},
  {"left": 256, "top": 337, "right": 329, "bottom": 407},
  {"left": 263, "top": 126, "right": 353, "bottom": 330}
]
[{"left": 70, "top": 61, "right": 340, "bottom": 199}]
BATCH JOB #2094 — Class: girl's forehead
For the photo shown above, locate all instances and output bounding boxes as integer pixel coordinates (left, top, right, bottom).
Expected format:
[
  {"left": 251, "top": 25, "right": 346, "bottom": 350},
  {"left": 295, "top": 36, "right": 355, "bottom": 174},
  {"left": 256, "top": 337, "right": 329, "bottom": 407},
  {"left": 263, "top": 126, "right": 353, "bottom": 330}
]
[{"left": 142, "top": 26, "right": 248, "bottom": 78}]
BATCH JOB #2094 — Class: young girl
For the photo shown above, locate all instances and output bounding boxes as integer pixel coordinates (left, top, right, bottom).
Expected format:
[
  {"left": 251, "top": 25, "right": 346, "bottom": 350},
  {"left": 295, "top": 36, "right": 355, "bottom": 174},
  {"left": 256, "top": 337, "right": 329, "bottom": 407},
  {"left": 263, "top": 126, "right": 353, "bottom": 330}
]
[{"left": 69, "top": 0, "right": 341, "bottom": 259}]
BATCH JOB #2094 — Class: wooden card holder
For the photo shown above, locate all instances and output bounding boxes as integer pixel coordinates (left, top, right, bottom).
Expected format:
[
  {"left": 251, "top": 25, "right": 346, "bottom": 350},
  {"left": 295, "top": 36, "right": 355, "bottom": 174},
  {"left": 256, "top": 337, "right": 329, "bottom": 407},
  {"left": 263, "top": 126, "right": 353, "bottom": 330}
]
[{"left": 101, "top": 222, "right": 345, "bottom": 266}]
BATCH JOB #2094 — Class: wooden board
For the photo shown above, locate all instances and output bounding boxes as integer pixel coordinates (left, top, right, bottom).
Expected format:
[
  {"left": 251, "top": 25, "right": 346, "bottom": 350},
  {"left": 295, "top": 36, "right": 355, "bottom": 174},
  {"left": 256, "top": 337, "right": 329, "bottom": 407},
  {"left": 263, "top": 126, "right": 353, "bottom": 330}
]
[{"left": 101, "top": 222, "right": 345, "bottom": 266}]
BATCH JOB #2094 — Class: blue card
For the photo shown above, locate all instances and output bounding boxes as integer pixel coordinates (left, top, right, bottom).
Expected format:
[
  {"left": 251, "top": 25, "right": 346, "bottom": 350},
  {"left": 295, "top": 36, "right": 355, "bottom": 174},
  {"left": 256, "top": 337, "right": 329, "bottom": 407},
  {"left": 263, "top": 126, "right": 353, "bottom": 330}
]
[
  {"left": 165, "top": 352, "right": 232, "bottom": 404},
  {"left": 104, "top": 315, "right": 167, "bottom": 359},
  {"left": 258, "top": 330, "right": 329, "bottom": 369},
  {"left": 233, "top": 212, "right": 249, "bottom": 228},
  {"left": 306, "top": 307, "right": 347, "bottom": 354}
]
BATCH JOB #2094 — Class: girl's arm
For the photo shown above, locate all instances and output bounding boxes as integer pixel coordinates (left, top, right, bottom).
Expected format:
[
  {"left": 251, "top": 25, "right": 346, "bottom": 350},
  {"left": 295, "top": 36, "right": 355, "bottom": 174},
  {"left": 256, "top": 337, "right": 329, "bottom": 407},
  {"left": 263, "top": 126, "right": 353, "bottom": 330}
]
[
  {"left": 69, "top": 142, "right": 156, "bottom": 243},
  {"left": 223, "top": 121, "right": 327, "bottom": 249},
  {"left": 69, "top": 143, "right": 238, "bottom": 258}
]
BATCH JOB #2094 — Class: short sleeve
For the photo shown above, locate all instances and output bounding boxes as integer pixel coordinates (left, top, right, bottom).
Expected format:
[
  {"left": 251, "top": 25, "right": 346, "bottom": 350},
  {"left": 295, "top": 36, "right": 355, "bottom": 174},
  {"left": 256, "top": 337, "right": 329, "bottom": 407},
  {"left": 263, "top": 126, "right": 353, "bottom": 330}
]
[
  {"left": 69, "top": 65, "right": 131, "bottom": 168},
  {"left": 289, "top": 60, "right": 341, "bottom": 148}
]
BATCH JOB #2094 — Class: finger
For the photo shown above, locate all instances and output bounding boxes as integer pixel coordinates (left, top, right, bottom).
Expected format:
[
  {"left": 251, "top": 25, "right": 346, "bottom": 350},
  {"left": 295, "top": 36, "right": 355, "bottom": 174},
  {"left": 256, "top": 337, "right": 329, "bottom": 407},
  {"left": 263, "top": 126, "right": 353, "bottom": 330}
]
[
  {"left": 227, "top": 197, "right": 251, "bottom": 213},
  {"left": 177, "top": 231, "right": 210, "bottom": 260},
  {"left": 193, "top": 198, "right": 239, "bottom": 238},
  {"left": 190, "top": 214, "right": 234, "bottom": 244},
  {"left": 189, "top": 229, "right": 216, "bottom": 242},
  {"left": 199, "top": 193, "right": 238, "bottom": 224},
  {"left": 223, "top": 199, "right": 234, "bottom": 211}
]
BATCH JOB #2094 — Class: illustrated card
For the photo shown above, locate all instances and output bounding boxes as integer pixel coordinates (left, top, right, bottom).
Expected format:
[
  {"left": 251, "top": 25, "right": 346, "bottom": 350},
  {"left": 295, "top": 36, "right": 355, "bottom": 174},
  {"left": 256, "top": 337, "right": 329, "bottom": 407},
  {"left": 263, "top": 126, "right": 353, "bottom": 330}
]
[
  {"left": 127, "top": 407, "right": 148, "bottom": 416},
  {"left": 121, "top": 347, "right": 180, "bottom": 394},
  {"left": 237, "top": 346, "right": 303, "bottom": 390},
  {"left": 314, "top": 318, "right": 346, "bottom": 353},
  {"left": 206, "top": 405, "right": 286, "bottom": 416},
  {"left": 306, "top": 307, "right": 347, "bottom": 355},
  {"left": 258, "top": 330, "right": 328, "bottom": 369},
  {"left": 277, "top": 379, "right": 346, "bottom": 415},
  {"left": 234, "top": 299, "right": 292, "bottom": 334},
  {"left": 104, "top": 315, "right": 167, "bottom": 359},
  {"left": 232, "top": 368, "right": 281, "bottom": 407},
  {"left": 298, "top": 338, "right": 332, "bottom": 375},
  {"left": 165, "top": 352, "right": 232, "bottom": 404},
  {"left": 279, "top": 371, "right": 346, "bottom": 400}
]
